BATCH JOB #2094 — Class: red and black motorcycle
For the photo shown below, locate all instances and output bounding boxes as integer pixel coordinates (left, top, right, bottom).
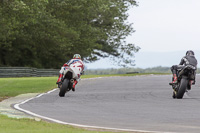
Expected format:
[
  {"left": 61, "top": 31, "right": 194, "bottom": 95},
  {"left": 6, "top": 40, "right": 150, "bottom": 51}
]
[{"left": 170, "top": 65, "right": 196, "bottom": 99}]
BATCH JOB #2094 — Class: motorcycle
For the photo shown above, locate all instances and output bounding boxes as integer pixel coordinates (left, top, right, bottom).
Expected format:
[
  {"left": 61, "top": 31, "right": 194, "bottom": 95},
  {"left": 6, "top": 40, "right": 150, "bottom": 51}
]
[
  {"left": 170, "top": 65, "right": 196, "bottom": 99},
  {"left": 59, "top": 62, "right": 83, "bottom": 97}
]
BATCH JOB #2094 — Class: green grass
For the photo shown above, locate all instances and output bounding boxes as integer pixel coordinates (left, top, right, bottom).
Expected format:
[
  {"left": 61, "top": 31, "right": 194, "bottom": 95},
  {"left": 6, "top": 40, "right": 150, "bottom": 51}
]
[
  {"left": 0, "top": 115, "right": 113, "bottom": 133},
  {"left": 0, "top": 77, "right": 58, "bottom": 97}
]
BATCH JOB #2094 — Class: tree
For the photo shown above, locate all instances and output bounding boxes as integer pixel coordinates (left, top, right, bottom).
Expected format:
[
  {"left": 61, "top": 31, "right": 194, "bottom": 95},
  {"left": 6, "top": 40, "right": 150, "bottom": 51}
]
[
  {"left": 47, "top": 0, "right": 140, "bottom": 67},
  {"left": 0, "top": 0, "right": 73, "bottom": 68},
  {"left": 0, "top": 0, "right": 140, "bottom": 68}
]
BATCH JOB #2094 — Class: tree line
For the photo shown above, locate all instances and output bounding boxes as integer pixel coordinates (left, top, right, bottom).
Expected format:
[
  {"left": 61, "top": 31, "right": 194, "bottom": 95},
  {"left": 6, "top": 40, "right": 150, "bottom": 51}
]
[
  {"left": 85, "top": 66, "right": 200, "bottom": 75},
  {"left": 0, "top": 0, "right": 140, "bottom": 69}
]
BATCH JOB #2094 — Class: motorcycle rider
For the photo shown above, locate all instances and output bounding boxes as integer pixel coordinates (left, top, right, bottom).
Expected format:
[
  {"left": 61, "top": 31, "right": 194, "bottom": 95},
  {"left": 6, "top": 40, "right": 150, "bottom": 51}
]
[
  {"left": 56, "top": 54, "right": 85, "bottom": 91},
  {"left": 170, "top": 50, "right": 197, "bottom": 86}
]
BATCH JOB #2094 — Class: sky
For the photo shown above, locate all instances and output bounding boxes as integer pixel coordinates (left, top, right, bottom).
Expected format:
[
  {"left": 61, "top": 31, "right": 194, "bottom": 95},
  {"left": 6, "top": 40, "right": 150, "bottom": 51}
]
[
  {"left": 126, "top": 0, "right": 200, "bottom": 52},
  {"left": 86, "top": 0, "right": 200, "bottom": 69},
  {"left": 127, "top": 0, "right": 200, "bottom": 52}
]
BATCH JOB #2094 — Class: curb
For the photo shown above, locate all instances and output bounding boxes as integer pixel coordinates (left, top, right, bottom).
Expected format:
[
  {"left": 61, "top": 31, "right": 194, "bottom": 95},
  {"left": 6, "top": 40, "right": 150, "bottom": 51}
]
[{"left": 0, "top": 93, "right": 39, "bottom": 119}]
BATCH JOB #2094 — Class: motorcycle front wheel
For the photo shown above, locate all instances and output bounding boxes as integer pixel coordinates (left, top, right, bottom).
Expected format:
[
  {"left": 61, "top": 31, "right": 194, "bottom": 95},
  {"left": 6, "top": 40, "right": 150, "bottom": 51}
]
[{"left": 59, "top": 79, "right": 69, "bottom": 97}]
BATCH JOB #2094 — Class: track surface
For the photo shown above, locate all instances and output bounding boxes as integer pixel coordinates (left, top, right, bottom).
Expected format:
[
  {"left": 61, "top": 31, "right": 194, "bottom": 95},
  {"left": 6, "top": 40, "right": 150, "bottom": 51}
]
[{"left": 19, "top": 75, "right": 200, "bottom": 133}]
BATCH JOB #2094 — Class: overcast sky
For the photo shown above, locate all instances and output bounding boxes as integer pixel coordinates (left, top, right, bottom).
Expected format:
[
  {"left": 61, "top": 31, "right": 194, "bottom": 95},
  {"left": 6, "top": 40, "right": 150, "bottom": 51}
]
[
  {"left": 86, "top": 0, "right": 200, "bottom": 69},
  {"left": 127, "top": 0, "right": 200, "bottom": 52}
]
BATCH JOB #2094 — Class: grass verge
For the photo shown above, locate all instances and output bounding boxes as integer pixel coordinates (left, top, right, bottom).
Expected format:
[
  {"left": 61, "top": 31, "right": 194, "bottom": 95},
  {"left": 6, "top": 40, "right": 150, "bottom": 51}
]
[
  {"left": 0, "top": 77, "right": 58, "bottom": 99},
  {"left": 0, "top": 115, "right": 113, "bottom": 133}
]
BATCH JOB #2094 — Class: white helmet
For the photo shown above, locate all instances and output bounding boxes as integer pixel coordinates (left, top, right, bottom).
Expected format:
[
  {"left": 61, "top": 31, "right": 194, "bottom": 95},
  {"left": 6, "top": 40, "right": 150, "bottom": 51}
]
[{"left": 73, "top": 54, "right": 81, "bottom": 59}]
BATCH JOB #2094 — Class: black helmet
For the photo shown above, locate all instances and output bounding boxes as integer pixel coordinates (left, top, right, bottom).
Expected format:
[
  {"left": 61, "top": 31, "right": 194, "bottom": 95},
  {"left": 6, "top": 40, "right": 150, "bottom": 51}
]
[{"left": 186, "top": 50, "right": 194, "bottom": 56}]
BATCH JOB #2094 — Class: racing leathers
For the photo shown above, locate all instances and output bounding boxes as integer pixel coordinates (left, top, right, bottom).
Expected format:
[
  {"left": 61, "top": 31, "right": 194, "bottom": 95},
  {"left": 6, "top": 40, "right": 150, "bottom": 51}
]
[
  {"left": 170, "top": 55, "right": 197, "bottom": 84},
  {"left": 56, "top": 59, "right": 85, "bottom": 91}
]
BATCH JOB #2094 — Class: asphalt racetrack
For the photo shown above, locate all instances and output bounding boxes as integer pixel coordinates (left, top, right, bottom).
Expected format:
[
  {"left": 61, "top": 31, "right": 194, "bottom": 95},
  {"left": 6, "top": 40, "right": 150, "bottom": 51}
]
[{"left": 17, "top": 75, "right": 200, "bottom": 133}]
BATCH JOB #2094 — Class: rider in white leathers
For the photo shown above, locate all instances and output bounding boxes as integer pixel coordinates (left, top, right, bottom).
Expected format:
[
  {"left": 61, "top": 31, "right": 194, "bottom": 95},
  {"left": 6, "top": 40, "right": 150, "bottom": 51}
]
[{"left": 56, "top": 54, "right": 84, "bottom": 91}]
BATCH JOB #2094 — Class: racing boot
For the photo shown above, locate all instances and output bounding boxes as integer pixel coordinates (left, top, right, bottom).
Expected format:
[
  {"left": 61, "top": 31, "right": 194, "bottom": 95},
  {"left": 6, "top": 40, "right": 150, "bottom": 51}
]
[
  {"left": 56, "top": 73, "right": 63, "bottom": 88},
  {"left": 169, "top": 74, "right": 178, "bottom": 85},
  {"left": 72, "top": 80, "right": 77, "bottom": 92}
]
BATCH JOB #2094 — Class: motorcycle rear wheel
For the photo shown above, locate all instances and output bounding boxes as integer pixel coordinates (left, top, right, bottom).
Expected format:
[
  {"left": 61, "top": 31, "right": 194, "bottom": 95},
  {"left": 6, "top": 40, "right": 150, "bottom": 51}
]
[
  {"left": 176, "top": 78, "right": 188, "bottom": 99},
  {"left": 59, "top": 79, "right": 69, "bottom": 97}
]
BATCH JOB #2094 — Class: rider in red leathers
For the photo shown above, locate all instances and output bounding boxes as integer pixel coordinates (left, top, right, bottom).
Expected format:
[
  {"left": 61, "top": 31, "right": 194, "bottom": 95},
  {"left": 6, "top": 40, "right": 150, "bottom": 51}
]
[{"left": 56, "top": 54, "right": 84, "bottom": 91}]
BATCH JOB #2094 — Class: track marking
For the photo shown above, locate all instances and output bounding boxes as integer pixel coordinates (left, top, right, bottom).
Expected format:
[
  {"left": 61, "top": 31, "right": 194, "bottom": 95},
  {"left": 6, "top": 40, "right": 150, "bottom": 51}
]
[{"left": 13, "top": 78, "right": 175, "bottom": 133}]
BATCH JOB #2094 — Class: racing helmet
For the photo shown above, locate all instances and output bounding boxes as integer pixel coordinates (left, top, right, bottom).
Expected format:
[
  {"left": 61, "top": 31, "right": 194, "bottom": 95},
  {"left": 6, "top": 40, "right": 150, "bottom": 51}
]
[
  {"left": 186, "top": 50, "right": 195, "bottom": 56},
  {"left": 73, "top": 54, "right": 81, "bottom": 59}
]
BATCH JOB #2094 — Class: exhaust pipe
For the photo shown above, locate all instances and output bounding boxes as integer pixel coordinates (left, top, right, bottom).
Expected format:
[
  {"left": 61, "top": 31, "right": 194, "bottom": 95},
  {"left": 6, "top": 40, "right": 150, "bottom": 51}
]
[{"left": 70, "top": 79, "right": 74, "bottom": 83}]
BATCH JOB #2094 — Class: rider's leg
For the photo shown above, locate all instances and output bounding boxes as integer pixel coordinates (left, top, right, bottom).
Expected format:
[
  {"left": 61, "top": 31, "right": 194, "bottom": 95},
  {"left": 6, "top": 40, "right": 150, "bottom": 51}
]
[
  {"left": 56, "top": 67, "right": 65, "bottom": 87},
  {"left": 72, "top": 80, "right": 78, "bottom": 91},
  {"left": 56, "top": 73, "right": 63, "bottom": 83},
  {"left": 56, "top": 73, "right": 63, "bottom": 88},
  {"left": 171, "top": 65, "right": 178, "bottom": 84}
]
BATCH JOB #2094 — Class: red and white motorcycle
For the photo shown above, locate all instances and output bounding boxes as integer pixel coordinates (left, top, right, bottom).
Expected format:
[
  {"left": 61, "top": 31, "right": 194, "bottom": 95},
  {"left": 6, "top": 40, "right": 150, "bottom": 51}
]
[{"left": 59, "top": 61, "right": 83, "bottom": 97}]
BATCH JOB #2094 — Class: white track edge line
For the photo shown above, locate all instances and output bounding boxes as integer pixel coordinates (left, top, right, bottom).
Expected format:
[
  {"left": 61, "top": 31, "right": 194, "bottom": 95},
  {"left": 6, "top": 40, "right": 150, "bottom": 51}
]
[{"left": 13, "top": 78, "right": 175, "bottom": 133}]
